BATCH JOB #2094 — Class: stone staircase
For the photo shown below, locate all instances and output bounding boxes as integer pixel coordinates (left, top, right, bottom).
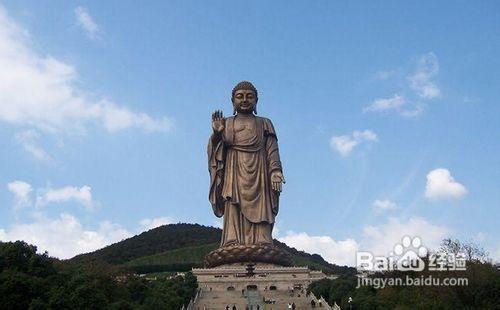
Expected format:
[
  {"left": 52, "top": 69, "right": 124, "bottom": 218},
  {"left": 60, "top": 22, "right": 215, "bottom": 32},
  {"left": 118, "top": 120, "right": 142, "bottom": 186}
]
[
  {"left": 246, "top": 289, "right": 265, "bottom": 309},
  {"left": 189, "top": 288, "right": 335, "bottom": 310},
  {"left": 191, "top": 263, "right": 333, "bottom": 309},
  {"left": 260, "top": 290, "right": 325, "bottom": 309},
  {"left": 191, "top": 289, "right": 247, "bottom": 310}
]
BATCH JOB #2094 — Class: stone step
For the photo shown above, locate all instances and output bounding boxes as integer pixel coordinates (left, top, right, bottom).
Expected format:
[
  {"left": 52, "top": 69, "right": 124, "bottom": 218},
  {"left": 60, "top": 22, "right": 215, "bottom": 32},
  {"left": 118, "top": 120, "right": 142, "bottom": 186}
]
[{"left": 192, "top": 288, "right": 328, "bottom": 310}]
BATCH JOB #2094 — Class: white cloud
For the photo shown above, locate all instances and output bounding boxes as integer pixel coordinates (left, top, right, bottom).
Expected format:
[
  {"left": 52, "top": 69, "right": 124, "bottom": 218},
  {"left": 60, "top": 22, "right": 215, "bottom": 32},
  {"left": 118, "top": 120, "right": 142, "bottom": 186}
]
[
  {"left": 491, "top": 246, "right": 500, "bottom": 264},
  {"left": 366, "top": 53, "right": 441, "bottom": 117},
  {"left": 74, "top": 6, "right": 100, "bottom": 40},
  {"left": 15, "top": 130, "right": 51, "bottom": 161},
  {"left": 0, "top": 213, "right": 131, "bottom": 259},
  {"left": 37, "top": 185, "right": 96, "bottom": 210},
  {"left": 330, "top": 136, "right": 358, "bottom": 157},
  {"left": 408, "top": 53, "right": 441, "bottom": 99},
  {"left": 272, "top": 216, "right": 451, "bottom": 266},
  {"left": 279, "top": 232, "right": 359, "bottom": 266},
  {"left": 330, "top": 130, "right": 378, "bottom": 157},
  {"left": 2, "top": 180, "right": 179, "bottom": 259},
  {"left": 139, "top": 217, "right": 174, "bottom": 231},
  {"left": 212, "top": 218, "right": 223, "bottom": 229},
  {"left": 472, "top": 232, "right": 487, "bottom": 243},
  {"left": 425, "top": 168, "right": 468, "bottom": 200},
  {"left": 362, "top": 217, "right": 450, "bottom": 256},
  {"left": 0, "top": 5, "right": 172, "bottom": 135},
  {"left": 7, "top": 181, "right": 98, "bottom": 211},
  {"left": 374, "top": 70, "right": 396, "bottom": 80},
  {"left": 373, "top": 199, "right": 397, "bottom": 213},
  {"left": 399, "top": 106, "right": 423, "bottom": 117},
  {"left": 7, "top": 180, "right": 33, "bottom": 209},
  {"left": 363, "top": 94, "right": 406, "bottom": 113},
  {"left": 353, "top": 130, "right": 378, "bottom": 141},
  {"left": 94, "top": 101, "right": 173, "bottom": 133}
]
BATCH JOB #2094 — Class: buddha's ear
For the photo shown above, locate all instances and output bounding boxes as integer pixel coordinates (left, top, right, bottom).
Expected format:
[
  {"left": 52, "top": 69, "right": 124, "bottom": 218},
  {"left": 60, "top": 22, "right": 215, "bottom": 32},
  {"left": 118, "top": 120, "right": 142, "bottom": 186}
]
[
  {"left": 253, "top": 105, "right": 257, "bottom": 115},
  {"left": 231, "top": 96, "right": 237, "bottom": 115}
]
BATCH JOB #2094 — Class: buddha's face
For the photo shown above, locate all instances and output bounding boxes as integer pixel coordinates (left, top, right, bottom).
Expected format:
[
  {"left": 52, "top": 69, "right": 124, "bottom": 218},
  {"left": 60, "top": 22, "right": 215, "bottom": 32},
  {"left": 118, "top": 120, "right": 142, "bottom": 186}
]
[{"left": 232, "top": 89, "right": 257, "bottom": 114}]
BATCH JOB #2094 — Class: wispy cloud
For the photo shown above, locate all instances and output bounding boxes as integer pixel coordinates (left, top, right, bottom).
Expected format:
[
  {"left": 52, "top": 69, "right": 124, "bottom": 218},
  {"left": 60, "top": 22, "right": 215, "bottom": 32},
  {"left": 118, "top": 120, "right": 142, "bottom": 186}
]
[
  {"left": 373, "top": 199, "right": 397, "bottom": 213},
  {"left": 363, "top": 94, "right": 406, "bottom": 113},
  {"left": 15, "top": 130, "right": 51, "bottom": 161},
  {"left": 330, "top": 130, "right": 378, "bottom": 157},
  {"left": 374, "top": 69, "right": 397, "bottom": 80},
  {"left": 364, "top": 53, "right": 441, "bottom": 117},
  {"left": 74, "top": 6, "right": 100, "bottom": 40},
  {"left": 0, "top": 5, "right": 172, "bottom": 159},
  {"left": 408, "top": 53, "right": 440, "bottom": 99},
  {"left": 139, "top": 217, "right": 175, "bottom": 231},
  {"left": 7, "top": 181, "right": 33, "bottom": 210}
]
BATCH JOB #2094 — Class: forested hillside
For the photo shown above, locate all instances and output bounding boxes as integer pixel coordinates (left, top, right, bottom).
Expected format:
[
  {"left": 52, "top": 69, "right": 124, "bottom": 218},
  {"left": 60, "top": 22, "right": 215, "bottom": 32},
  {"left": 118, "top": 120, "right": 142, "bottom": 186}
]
[
  {"left": 71, "top": 223, "right": 220, "bottom": 265},
  {"left": 0, "top": 241, "right": 197, "bottom": 309},
  {"left": 308, "top": 239, "right": 500, "bottom": 309},
  {"left": 71, "top": 223, "right": 355, "bottom": 275}
]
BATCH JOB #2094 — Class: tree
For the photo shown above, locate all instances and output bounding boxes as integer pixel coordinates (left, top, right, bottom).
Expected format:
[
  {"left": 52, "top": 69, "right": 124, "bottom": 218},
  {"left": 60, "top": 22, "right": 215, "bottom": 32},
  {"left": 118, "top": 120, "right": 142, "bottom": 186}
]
[
  {"left": 439, "top": 238, "right": 489, "bottom": 262},
  {"left": 308, "top": 238, "right": 500, "bottom": 309}
]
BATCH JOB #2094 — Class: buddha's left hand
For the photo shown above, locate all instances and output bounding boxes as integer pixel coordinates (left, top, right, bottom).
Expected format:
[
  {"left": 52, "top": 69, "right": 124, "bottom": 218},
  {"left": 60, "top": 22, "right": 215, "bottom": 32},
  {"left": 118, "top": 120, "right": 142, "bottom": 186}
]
[{"left": 271, "top": 170, "right": 286, "bottom": 192}]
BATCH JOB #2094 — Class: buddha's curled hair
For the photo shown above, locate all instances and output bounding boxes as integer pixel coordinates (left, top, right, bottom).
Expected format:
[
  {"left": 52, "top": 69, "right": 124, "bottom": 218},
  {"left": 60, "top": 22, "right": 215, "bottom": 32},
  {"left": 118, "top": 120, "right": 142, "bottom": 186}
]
[{"left": 231, "top": 81, "right": 258, "bottom": 99}]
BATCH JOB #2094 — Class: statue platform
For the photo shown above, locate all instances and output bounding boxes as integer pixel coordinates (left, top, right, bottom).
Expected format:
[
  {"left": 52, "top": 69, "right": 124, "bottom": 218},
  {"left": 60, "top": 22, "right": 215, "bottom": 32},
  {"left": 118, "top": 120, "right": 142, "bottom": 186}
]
[
  {"left": 188, "top": 263, "right": 336, "bottom": 310},
  {"left": 204, "top": 243, "right": 293, "bottom": 268}
]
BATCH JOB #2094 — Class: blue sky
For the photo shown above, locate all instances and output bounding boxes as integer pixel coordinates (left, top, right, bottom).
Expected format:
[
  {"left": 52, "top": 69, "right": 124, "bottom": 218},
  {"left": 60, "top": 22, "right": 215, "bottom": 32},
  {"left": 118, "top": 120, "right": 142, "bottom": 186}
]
[{"left": 0, "top": 1, "right": 499, "bottom": 265}]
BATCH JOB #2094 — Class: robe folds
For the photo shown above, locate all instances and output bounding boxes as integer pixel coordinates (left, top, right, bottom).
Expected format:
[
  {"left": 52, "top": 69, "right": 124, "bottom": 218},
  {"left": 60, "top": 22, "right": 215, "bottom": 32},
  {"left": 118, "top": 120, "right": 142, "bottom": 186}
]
[{"left": 208, "top": 115, "right": 282, "bottom": 246}]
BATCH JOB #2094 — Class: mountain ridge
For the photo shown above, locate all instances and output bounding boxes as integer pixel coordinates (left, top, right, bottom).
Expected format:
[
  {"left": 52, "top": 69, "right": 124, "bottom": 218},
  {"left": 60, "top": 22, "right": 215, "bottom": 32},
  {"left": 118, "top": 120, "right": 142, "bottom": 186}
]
[{"left": 70, "top": 223, "right": 355, "bottom": 275}]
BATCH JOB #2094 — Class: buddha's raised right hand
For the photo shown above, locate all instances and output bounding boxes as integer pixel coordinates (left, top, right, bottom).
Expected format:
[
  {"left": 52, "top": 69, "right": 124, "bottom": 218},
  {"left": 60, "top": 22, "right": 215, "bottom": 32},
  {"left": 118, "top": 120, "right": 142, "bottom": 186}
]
[{"left": 211, "top": 110, "right": 225, "bottom": 134}]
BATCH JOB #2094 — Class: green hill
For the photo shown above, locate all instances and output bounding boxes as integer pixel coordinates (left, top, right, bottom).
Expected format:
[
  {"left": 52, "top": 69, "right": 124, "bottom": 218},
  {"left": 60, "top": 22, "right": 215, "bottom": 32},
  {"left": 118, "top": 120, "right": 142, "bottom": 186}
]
[
  {"left": 124, "top": 243, "right": 218, "bottom": 273},
  {"left": 70, "top": 223, "right": 354, "bottom": 275},
  {"left": 71, "top": 223, "right": 220, "bottom": 265}
]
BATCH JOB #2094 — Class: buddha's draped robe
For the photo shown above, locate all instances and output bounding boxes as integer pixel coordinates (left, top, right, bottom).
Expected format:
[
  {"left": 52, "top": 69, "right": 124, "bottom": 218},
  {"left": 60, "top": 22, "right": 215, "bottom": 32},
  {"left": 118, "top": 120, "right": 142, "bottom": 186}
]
[{"left": 208, "top": 115, "right": 282, "bottom": 246}]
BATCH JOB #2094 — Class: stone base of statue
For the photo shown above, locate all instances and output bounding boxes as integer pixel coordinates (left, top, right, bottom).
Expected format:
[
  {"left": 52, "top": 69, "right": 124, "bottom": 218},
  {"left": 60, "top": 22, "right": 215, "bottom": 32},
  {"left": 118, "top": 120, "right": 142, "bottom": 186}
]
[
  {"left": 203, "top": 243, "right": 293, "bottom": 268},
  {"left": 188, "top": 263, "right": 335, "bottom": 309}
]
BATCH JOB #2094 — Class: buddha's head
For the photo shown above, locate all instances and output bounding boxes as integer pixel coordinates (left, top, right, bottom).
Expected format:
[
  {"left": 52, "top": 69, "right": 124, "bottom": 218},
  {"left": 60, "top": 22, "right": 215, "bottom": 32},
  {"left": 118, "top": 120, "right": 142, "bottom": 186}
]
[{"left": 231, "top": 81, "right": 258, "bottom": 115}]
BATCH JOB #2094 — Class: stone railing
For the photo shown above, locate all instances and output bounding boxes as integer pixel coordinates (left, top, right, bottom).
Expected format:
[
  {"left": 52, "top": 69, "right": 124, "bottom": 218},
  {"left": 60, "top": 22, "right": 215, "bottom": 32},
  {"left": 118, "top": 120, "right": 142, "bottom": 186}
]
[
  {"left": 309, "top": 292, "right": 333, "bottom": 309},
  {"left": 182, "top": 288, "right": 202, "bottom": 310}
]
